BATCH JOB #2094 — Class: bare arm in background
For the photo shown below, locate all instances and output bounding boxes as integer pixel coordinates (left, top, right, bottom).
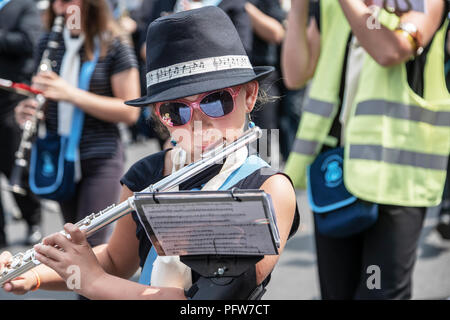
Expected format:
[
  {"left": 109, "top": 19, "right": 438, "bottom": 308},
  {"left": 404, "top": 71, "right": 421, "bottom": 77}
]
[
  {"left": 281, "top": 0, "right": 320, "bottom": 89},
  {"left": 245, "top": 2, "right": 285, "bottom": 44}
]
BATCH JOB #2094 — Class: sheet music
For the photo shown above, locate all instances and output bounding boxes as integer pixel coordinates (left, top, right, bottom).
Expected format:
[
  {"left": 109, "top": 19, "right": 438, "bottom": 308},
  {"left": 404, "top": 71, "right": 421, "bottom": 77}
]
[{"left": 133, "top": 190, "right": 280, "bottom": 257}]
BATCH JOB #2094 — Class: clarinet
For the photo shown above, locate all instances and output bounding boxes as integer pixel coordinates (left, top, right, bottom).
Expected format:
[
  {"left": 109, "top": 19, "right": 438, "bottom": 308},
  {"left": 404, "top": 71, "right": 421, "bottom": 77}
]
[
  {"left": 0, "top": 126, "right": 262, "bottom": 287},
  {"left": 7, "top": 16, "right": 65, "bottom": 196}
]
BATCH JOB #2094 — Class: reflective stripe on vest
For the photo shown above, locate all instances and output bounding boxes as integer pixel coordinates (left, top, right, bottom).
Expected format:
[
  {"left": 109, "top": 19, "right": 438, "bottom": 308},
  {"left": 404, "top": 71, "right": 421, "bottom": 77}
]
[
  {"left": 291, "top": 139, "right": 319, "bottom": 156},
  {"left": 302, "top": 99, "right": 335, "bottom": 117},
  {"left": 354, "top": 100, "right": 450, "bottom": 127},
  {"left": 348, "top": 145, "right": 448, "bottom": 171}
]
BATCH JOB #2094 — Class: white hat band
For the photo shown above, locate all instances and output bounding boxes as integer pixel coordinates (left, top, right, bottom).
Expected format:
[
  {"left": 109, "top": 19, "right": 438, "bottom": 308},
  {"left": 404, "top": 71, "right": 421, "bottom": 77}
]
[{"left": 146, "top": 55, "right": 253, "bottom": 88}]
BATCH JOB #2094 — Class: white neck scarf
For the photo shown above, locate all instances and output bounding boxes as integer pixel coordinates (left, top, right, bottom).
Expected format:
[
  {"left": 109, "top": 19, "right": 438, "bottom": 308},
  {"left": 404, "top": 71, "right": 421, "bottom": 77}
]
[
  {"left": 58, "top": 28, "right": 85, "bottom": 136},
  {"left": 150, "top": 145, "right": 249, "bottom": 289},
  {"left": 57, "top": 28, "right": 85, "bottom": 182}
]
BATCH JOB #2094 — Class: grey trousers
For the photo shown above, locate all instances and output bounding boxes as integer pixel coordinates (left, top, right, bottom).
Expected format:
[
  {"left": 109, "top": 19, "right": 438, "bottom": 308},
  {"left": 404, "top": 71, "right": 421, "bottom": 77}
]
[{"left": 59, "top": 143, "right": 124, "bottom": 247}]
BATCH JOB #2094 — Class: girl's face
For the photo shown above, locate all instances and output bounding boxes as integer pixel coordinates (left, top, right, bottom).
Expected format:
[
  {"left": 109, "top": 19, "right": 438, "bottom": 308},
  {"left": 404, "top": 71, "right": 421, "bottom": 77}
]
[{"left": 160, "top": 81, "right": 259, "bottom": 161}]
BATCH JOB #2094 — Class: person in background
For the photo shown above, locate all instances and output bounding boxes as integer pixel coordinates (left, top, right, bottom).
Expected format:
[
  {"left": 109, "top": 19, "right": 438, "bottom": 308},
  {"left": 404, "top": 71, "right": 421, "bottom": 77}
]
[
  {"left": 437, "top": 18, "right": 450, "bottom": 240},
  {"left": 283, "top": 0, "right": 449, "bottom": 299},
  {"left": 106, "top": 0, "right": 154, "bottom": 146},
  {"left": 14, "top": 0, "right": 140, "bottom": 258},
  {"left": 139, "top": 0, "right": 253, "bottom": 61},
  {"left": 245, "top": 0, "right": 306, "bottom": 163},
  {"left": 277, "top": 0, "right": 307, "bottom": 162},
  {"left": 121, "top": 0, "right": 167, "bottom": 146},
  {"left": 0, "top": 0, "right": 43, "bottom": 247},
  {"left": 245, "top": 0, "right": 284, "bottom": 165}
]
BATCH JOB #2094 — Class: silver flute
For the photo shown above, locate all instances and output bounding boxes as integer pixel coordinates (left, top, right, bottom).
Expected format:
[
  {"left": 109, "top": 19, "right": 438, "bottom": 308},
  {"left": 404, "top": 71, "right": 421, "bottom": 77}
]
[
  {"left": 0, "top": 126, "right": 262, "bottom": 287},
  {"left": 6, "top": 16, "right": 65, "bottom": 196}
]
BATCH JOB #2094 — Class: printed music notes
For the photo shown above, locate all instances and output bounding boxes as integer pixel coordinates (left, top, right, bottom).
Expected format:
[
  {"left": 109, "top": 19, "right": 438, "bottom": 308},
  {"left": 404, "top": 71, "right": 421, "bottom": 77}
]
[{"left": 133, "top": 190, "right": 280, "bottom": 257}]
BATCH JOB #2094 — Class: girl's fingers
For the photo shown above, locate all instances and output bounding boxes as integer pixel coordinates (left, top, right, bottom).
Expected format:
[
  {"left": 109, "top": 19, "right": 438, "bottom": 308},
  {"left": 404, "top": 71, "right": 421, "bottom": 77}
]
[
  {"left": 64, "top": 224, "right": 87, "bottom": 246},
  {"left": 42, "top": 90, "right": 57, "bottom": 100},
  {"left": 34, "top": 243, "right": 64, "bottom": 263},
  {"left": 23, "top": 98, "right": 38, "bottom": 108},
  {"left": 42, "top": 232, "right": 73, "bottom": 252},
  {"left": 0, "top": 251, "right": 12, "bottom": 271},
  {"left": 33, "top": 78, "right": 51, "bottom": 87},
  {"left": 21, "top": 106, "right": 37, "bottom": 115},
  {"left": 33, "top": 250, "right": 59, "bottom": 271},
  {"left": 46, "top": 71, "right": 58, "bottom": 79}
]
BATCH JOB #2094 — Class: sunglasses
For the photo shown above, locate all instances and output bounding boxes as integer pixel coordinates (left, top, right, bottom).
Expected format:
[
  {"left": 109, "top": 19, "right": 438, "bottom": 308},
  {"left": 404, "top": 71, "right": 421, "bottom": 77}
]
[{"left": 155, "top": 86, "right": 242, "bottom": 127}]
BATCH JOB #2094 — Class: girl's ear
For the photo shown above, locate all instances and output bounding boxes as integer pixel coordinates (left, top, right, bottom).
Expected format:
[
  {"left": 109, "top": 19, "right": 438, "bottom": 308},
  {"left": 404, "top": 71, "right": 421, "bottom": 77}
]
[{"left": 243, "top": 81, "right": 259, "bottom": 113}]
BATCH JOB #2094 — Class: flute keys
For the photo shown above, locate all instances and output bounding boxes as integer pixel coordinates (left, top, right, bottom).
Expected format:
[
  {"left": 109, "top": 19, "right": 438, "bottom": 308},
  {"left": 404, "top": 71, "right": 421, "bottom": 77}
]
[
  {"left": 83, "top": 217, "right": 92, "bottom": 226},
  {"left": 23, "top": 121, "right": 32, "bottom": 131},
  {"left": 59, "top": 230, "right": 72, "bottom": 240},
  {"left": 30, "top": 251, "right": 41, "bottom": 266},
  {"left": 10, "top": 255, "right": 23, "bottom": 269},
  {"left": 23, "top": 141, "right": 32, "bottom": 150},
  {"left": 23, "top": 250, "right": 33, "bottom": 263}
]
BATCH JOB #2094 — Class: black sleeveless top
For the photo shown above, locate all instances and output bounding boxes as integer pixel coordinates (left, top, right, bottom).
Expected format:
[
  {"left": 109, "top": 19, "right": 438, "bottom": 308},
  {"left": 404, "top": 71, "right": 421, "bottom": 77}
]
[{"left": 120, "top": 149, "right": 300, "bottom": 272}]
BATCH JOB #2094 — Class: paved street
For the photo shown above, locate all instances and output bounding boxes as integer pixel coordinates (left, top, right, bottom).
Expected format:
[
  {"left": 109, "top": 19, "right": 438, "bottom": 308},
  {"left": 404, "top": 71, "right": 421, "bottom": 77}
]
[{"left": 0, "top": 137, "right": 449, "bottom": 300}]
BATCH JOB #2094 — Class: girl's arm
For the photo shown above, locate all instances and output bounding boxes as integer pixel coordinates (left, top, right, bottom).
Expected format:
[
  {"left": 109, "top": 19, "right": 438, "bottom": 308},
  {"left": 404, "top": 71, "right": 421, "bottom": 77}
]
[
  {"left": 255, "top": 174, "right": 297, "bottom": 285},
  {"left": 32, "top": 67, "right": 141, "bottom": 126},
  {"left": 94, "top": 185, "right": 142, "bottom": 279},
  {"left": 68, "top": 67, "right": 141, "bottom": 125}
]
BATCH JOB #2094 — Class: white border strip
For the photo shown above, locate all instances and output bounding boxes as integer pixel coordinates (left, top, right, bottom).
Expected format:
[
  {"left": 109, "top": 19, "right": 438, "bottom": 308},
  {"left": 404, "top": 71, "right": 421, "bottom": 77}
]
[{"left": 146, "top": 55, "right": 252, "bottom": 87}]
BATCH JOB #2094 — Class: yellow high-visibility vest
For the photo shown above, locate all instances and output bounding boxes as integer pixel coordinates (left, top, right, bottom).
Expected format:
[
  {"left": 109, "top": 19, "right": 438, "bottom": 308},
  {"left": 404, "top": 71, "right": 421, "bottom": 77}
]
[{"left": 284, "top": 0, "right": 450, "bottom": 207}]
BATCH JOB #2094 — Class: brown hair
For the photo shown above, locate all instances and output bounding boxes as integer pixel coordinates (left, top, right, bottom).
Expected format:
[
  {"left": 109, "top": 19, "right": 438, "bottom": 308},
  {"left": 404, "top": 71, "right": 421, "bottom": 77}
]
[{"left": 45, "top": 0, "right": 125, "bottom": 59}]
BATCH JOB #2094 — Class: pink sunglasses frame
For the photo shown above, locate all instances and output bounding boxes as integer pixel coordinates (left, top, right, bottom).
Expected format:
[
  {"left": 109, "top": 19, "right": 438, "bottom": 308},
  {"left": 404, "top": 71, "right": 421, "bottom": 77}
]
[{"left": 154, "top": 85, "right": 243, "bottom": 127}]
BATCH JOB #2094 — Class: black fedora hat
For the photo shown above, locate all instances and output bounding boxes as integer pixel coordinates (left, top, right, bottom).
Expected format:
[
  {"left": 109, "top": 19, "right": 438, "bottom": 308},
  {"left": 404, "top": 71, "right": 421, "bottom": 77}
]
[{"left": 125, "top": 6, "right": 274, "bottom": 107}]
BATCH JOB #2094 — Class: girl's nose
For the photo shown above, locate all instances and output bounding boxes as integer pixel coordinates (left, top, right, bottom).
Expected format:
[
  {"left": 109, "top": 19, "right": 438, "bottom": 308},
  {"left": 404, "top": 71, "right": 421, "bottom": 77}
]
[
  {"left": 191, "top": 105, "right": 213, "bottom": 129},
  {"left": 190, "top": 106, "right": 205, "bottom": 122}
]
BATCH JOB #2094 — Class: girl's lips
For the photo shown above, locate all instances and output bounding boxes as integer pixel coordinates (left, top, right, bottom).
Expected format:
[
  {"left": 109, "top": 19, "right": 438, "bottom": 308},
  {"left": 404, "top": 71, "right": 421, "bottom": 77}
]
[
  {"left": 200, "top": 139, "right": 224, "bottom": 152},
  {"left": 191, "top": 141, "right": 213, "bottom": 151},
  {"left": 201, "top": 143, "right": 213, "bottom": 151}
]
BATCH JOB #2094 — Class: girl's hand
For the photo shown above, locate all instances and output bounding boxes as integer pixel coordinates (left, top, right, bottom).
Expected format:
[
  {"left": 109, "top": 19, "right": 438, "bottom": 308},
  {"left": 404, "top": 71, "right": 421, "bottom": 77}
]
[
  {"left": 32, "top": 71, "right": 76, "bottom": 103},
  {"left": 0, "top": 251, "right": 11, "bottom": 272},
  {"left": 0, "top": 251, "right": 38, "bottom": 294},
  {"left": 33, "top": 224, "right": 105, "bottom": 295},
  {"left": 14, "top": 98, "right": 42, "bottom": 127}
]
